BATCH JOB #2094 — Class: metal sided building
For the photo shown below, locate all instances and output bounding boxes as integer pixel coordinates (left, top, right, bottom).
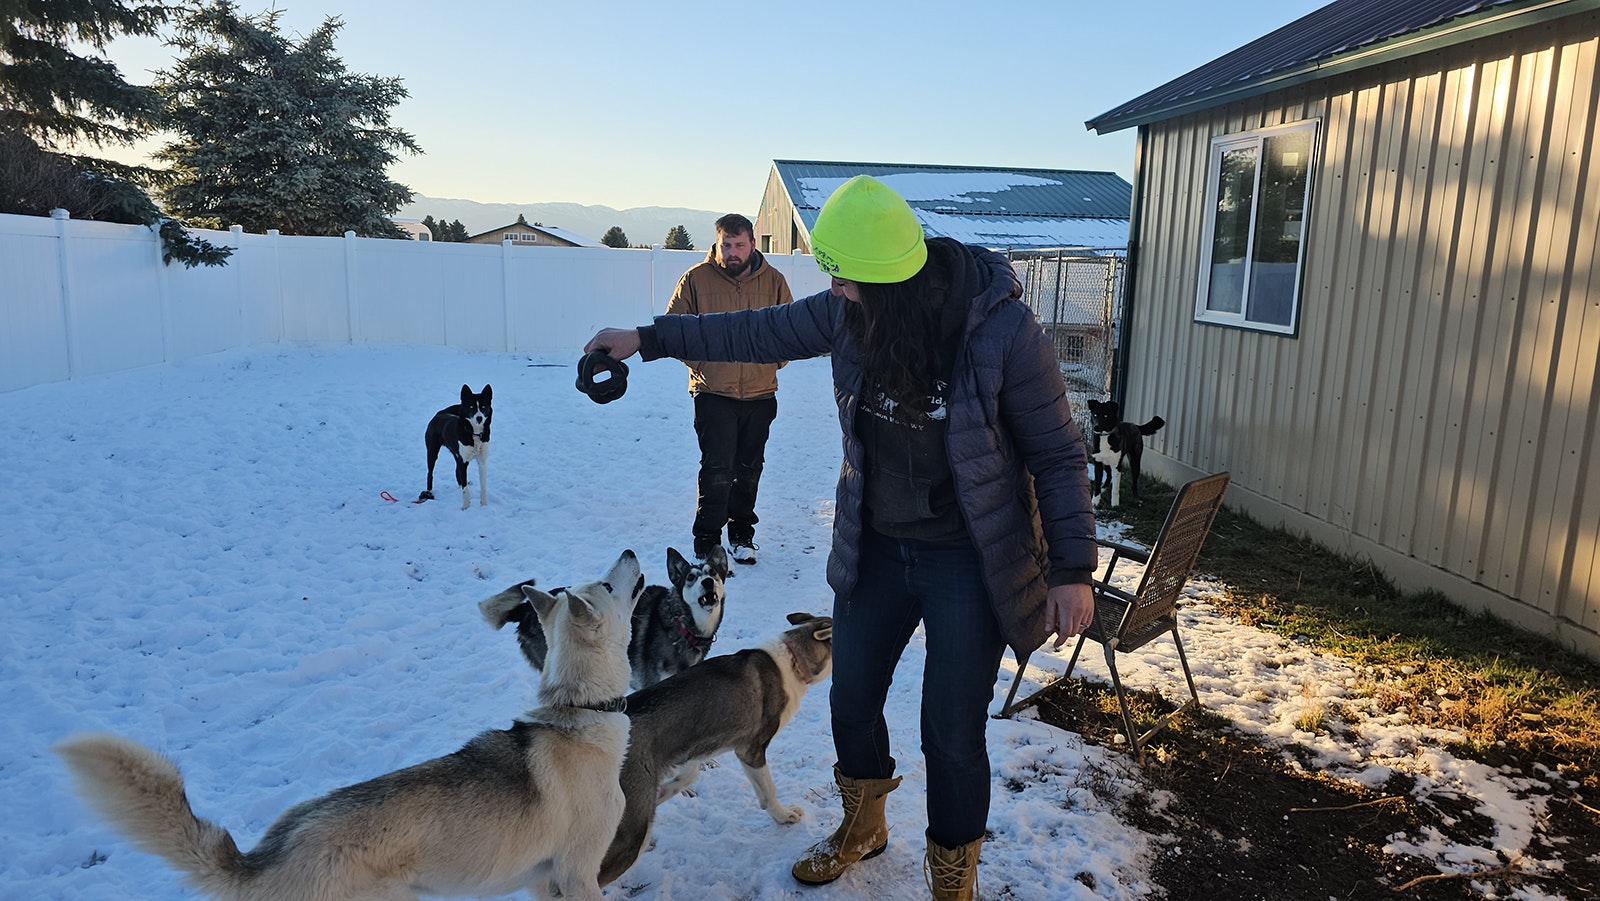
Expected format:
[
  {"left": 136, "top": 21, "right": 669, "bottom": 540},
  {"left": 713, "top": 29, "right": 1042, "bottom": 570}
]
[{"left": 1090, "top": 0, "right": 1600, "bottom": 657}]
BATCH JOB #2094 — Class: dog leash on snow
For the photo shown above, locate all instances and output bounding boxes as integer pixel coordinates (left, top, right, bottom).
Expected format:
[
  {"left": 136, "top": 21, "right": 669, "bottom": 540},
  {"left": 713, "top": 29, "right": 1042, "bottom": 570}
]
[{"left": 380, "top": 490, "right": 428, "bottom": 505}]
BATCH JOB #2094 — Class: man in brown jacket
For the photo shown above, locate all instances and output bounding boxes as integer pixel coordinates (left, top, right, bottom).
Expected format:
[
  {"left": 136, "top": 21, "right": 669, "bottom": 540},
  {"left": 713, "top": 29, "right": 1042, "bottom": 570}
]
[{"left": 666, "top": 213, "right": 793, "bottom": 563}]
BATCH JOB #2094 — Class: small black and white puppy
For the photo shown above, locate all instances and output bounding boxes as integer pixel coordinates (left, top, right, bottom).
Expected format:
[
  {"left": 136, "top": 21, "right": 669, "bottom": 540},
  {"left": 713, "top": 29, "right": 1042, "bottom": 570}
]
[
  {"left": 1086, "top": 398, "right": 1165, "bottom": 508},
  {"left": 480, "top": 545, "right": 732, "bottom": 690},
  {"left": 418, "top": 384, "right": 492, "bottom": 509}
]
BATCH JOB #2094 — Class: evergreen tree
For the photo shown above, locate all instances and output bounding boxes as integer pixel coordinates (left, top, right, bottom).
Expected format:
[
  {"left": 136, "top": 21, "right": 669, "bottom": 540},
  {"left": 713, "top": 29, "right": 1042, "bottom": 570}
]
[
  {"left": 663, "top": 225, "right": 694, "bottom": 250},
  {"left": 0, "top": 0, "right": 231, "bottom": 266},
  {"left": 600, "top": 225, "right": 629, "bottom": 248},
  {"left": 416, "top": 214, "right": 468, "bottom": 241},
  {"left": 154, "top": 1, "right": 420, "bottom": 238}
]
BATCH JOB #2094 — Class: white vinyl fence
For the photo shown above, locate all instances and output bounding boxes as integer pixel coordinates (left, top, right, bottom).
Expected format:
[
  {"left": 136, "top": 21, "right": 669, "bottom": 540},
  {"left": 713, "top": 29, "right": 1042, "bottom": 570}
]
[{"left": 0, "top": 211, "right": 832, "bottom": 394}]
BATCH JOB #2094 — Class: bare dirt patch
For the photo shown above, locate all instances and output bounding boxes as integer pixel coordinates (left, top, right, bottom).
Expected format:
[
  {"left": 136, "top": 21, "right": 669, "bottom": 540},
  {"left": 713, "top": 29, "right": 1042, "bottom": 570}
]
[{"left": 1027, "top": 679, "right": 1598, "bottom": 899}]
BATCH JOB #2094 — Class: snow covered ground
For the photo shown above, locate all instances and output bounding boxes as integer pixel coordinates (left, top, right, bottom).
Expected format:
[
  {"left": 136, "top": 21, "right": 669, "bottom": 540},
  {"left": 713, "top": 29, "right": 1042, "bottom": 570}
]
[{"left": 0, "top": 345, "right": 1569, "bottom": 898}]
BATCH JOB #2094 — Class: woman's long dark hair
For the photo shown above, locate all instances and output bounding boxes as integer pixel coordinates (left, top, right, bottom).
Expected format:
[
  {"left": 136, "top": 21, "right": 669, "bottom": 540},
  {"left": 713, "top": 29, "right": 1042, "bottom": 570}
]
[{"left": 843, "top": 264, "right": 943, "bottom": 423}]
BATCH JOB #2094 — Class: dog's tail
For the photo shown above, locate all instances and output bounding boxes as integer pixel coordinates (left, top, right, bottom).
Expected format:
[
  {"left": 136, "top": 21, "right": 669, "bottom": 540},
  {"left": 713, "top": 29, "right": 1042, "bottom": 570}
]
[
  {"left": 1139, "top": 416, "right": 1166, "bottom": 435},
  {"left": 56, "top": 733, "right": 254, "bottom": 898},
  {"left": 479, "top": 579, "right": 535, "bottom": 629}
]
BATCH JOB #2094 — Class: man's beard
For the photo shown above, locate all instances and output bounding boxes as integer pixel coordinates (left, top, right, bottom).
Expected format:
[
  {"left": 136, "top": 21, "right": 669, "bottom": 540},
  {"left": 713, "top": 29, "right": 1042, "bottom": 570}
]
[{"left": 720, "top": 257, "right": 750, "bottom": 277}]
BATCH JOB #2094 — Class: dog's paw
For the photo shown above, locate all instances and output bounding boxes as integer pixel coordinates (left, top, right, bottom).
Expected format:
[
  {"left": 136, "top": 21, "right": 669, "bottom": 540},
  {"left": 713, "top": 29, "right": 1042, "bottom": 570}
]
[{"left": 769, "top": 803, "right": 804, "bottom": 824}]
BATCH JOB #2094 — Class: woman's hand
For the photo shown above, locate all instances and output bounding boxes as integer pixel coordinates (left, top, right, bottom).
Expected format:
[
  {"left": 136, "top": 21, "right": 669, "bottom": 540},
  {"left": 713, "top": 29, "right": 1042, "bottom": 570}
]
[
  {"left": 1045, "top": 582, "right": 1094, "bottom": 649},
  {"left": 584, "top": 328, "right": 641, "bottom": 360}
]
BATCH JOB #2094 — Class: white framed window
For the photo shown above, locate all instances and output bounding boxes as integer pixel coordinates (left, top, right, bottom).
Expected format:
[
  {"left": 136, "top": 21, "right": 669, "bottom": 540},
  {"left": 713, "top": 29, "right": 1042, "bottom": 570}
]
[{"left": 1195, "top": 119, "right": 1317, "bottom": 335}]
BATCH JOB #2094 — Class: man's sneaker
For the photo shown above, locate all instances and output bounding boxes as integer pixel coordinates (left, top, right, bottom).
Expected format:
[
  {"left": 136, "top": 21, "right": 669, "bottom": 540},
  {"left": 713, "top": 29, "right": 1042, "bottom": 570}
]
[
  {"left": 727, "top": 538, "right": 758, "bottom": 565},
  {"left": 693, "top": 536, "right": 720, "bottom": 559}
]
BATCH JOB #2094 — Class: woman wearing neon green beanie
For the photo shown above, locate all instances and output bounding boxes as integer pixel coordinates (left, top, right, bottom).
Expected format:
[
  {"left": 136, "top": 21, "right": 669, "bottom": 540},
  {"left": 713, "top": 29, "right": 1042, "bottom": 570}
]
[{"left": 586, "top": 175, "right": 1095, "bottom": 900}]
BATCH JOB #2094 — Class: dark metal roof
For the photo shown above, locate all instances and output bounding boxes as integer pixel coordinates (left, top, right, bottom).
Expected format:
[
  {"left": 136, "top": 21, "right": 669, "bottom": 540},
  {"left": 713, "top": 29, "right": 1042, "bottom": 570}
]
[
  {"left": 771, "top": 160, "right": 1131, "bottom": 220},
  {"left": 1087, "top": 0, "right": 1593, "bottom": 133},
  {"left": 770, "top": 160, "right": 1133, "bottom": 250}
]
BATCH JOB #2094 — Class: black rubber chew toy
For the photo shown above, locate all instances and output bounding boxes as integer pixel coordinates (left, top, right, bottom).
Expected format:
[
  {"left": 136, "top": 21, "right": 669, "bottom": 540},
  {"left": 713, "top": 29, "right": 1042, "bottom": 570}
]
[{"left": 576, "top": 350, "right": 629, "bottom": 404}]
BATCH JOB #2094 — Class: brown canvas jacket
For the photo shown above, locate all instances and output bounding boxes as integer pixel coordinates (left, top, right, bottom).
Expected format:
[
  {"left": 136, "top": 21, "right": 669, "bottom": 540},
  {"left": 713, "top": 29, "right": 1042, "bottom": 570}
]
[{"left": 664, "top": 249, "right": 793, "bottom": 398}]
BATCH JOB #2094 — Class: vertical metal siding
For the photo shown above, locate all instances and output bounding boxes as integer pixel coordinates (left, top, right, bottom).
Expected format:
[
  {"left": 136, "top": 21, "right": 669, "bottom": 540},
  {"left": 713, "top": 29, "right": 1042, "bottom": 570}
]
[{"left": 1124, "top": 13, "right": 1600, "bottom": 641}]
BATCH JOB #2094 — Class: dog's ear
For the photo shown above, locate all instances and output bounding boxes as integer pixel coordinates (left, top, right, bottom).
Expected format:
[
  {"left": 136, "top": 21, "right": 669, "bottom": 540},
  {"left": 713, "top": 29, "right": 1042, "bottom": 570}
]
[
  {"left": 786, "top": 612, "right": 833, "bottom": 641},
  {"left": 565, "top": 590, "right": 600, "bottom": 625},
  {"left": 480, "top": 384, "right": 492, "bottom": 402},
  {"left": 705, "top": 544, "right": 730, "bottom": 578},
  {"left": 459, "top": 384, "right": 472, "bottom": 403},
  {"left": 479, "top": 581, "right": 534, "bottom": 629},
  {"left": 666, "top": 547, "right": 690, "bottom": 582},
  {"left": 521, "top": 583, "right": 562, "bottom": 625}
]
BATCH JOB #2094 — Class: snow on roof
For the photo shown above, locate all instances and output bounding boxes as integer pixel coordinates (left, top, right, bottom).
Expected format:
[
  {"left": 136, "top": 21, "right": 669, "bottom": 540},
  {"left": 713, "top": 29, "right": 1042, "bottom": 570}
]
[
  {"left": 774, "top": 160, "right": 1131, "bottom": 251},
  {"left": 533, "top": 225, "right": 603, "bottom": 247},
  {"left": 910, "top": 211, "right": 1129, "bottom": 252},
  {"left": 791, "top": 171, "right": 1067, "bottom": 210}
]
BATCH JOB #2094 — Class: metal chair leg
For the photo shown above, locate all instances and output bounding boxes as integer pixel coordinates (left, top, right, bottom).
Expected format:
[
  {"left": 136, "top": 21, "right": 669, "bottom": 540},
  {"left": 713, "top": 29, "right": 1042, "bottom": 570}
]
[
  {"left": 997, "top": 631, "right": 1090, "bottom": 718},
  {"left": 999, "top": 651, "right": 1032, "bottom": 716},
  {"left": 1102, "top": 644, "right": 1144, "bottom": 765},
  {"left": 1169, "top": 624, "right": 1201, "bottom": 709},
  {"left": 1062, "top": 632, "right": 1088, "bottom": 680}
]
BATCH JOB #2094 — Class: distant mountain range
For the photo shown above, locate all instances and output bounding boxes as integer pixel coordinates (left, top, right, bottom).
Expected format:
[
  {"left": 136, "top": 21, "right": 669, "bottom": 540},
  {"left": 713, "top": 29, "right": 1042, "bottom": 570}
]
[{"left": 398, "top": 195, "right": 728, "bottom": 248}]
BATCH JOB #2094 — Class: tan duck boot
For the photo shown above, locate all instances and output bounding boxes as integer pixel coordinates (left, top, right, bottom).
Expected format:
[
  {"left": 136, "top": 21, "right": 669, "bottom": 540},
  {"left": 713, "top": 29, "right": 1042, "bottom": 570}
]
[
  {"left": 925, "top": 833, "right": 982, "bottom": 901},
  {"left": 791, "top": 764, "right": 902, "bottom": 885}
]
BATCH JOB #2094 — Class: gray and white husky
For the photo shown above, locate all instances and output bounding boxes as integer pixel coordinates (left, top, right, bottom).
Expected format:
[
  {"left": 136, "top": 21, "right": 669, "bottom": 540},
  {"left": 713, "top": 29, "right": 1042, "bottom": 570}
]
[
  {"left": 57, "top": 550, "right": 644, "bottom": 901},
  {"left": 598, "top": 612, "right": 834, "bottom": 885},
  {"left": 482, "top": 545, "right": 730, "bottom": 690}
]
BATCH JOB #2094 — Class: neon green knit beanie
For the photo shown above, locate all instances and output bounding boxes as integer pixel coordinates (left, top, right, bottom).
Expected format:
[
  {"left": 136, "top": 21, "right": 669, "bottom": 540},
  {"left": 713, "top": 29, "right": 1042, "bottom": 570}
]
[{"left": 810, "top": 175, "right": 928, "bottom": 284}]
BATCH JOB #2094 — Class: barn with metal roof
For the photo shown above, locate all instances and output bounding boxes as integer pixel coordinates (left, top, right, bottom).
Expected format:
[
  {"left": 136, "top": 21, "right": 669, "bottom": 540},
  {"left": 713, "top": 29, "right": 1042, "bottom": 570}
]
[{"left": 753, "top": 160, "right": 1132, "bottom": 255}]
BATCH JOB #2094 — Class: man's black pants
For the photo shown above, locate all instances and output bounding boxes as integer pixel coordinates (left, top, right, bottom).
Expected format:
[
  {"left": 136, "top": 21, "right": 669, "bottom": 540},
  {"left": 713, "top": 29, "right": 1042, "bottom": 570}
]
[{"left": 692, "top": 392, "right": 777, "bottom": 546}]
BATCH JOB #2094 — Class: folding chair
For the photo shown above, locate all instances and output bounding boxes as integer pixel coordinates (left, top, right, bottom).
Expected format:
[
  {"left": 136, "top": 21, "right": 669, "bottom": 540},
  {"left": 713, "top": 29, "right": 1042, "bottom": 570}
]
[{"left": 1000, "top": 472, "right": 1231, "bottom": 763}]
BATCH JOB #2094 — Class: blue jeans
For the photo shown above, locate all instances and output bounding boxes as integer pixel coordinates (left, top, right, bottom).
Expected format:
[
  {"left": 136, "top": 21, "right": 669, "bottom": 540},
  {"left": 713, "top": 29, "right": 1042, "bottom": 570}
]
[{"left": 830, "top": 527, "right": 1006, "bottom": 848}]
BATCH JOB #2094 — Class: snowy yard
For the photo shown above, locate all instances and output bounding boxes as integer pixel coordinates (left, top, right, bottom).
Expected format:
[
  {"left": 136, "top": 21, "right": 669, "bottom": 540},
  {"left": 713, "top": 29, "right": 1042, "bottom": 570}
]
[{"left": 0, "top": 345, "right": 1566, "bottom": 898}]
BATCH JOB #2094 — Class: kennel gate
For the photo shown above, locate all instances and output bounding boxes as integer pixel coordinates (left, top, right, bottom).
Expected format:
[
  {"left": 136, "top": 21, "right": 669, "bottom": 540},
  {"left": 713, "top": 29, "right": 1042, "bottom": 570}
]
[{"left": 1006, "top": 249, "right": 1124, "bottom": 424}]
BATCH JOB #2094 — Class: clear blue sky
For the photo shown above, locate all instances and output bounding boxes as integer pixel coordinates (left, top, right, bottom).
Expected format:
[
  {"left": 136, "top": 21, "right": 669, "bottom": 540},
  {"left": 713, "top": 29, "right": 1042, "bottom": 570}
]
[{"left": 93, "top": 0, "right": 1328, "bottom": 213}]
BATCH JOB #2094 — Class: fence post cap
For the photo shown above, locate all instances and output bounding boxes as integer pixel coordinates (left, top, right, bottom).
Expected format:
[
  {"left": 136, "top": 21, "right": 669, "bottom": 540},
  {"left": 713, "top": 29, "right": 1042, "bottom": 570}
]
[{"left": 49, "top": 208, "right": 70, "bottom": 220}]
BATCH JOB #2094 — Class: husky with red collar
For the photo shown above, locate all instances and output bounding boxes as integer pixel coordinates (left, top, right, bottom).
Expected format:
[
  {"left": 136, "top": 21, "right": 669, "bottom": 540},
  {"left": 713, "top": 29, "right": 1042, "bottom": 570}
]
[{"left": 482, "top": 546, "right": 730, "bottom": 691}]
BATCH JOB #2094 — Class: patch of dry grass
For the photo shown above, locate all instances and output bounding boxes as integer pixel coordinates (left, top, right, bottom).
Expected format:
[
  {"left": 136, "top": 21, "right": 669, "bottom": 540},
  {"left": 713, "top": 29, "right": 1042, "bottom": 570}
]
[{"left": 1107, "top": 476, "right": 1600, "bottom": 776}]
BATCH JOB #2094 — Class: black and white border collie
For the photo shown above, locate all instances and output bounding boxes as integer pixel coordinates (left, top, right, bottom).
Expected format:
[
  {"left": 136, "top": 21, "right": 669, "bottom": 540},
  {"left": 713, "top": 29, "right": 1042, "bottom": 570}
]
[
  {"left": 419, "top": 384, "right": 491, "bottom": 509},
  {"left": 1086, "top": 398, "right": 1164, "bottom": 508}
]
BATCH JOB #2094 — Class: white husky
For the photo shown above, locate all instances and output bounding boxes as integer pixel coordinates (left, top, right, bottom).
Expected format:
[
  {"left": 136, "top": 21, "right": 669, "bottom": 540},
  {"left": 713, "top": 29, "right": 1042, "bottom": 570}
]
[{"left": 57, "top": 550, "right": 644, "bottom": 901}]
